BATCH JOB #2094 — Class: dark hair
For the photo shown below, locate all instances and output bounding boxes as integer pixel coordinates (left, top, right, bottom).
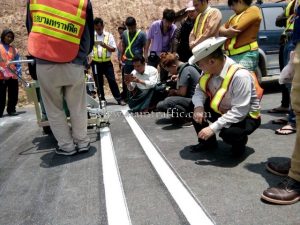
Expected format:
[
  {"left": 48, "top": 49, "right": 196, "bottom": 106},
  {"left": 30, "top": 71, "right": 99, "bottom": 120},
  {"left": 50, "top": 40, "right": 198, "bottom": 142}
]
[
  {"left": 94, "top": 17, "right": 104, "bottom": 26},
  {"left": 163, "top": 9, "right": 176, "bottom": 22},
  {"left": 207, "top": 47, "right": 224, "bottom": 60},
  {"left": 1, "top": 29, "right": 14, "bottom": 43},
  {"left": 228, "top": 0, "right": 253, "bottom": 6},
  {"left": 125, "top": 17, "right": 137, "bottom": 26},
  {"left": 132, "top": 55, "right": 145, "bottom": 64},
  {"left": 194, "top": 0, "right": 209, "bottom": 3}
]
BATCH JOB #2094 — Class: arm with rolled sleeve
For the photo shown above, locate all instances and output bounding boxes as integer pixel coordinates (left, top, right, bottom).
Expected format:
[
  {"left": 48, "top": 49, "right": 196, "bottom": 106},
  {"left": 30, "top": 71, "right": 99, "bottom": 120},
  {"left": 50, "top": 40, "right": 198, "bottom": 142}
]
[
  {"left": 192, "top": 83, "right": 207, "bottom": 108},
  {"left": 209, "top": 71, "right": 252, "bottom": 133},
  {"left": 143, "top": 67, "right": 158, "bottom": 88}
]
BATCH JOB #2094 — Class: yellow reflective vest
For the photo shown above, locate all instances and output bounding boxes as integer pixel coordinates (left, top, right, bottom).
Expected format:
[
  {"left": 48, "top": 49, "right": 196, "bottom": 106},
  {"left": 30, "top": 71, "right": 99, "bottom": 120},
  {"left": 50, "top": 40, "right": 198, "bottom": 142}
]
[
  {"left": 193, "top": 8, "right": 212, "bottom": 38},
  {"left": 223, "top": 10, "right": 258, "bottom": 56},
  {"left": 123, "top": 30, "right": 141, "bottom": 61},
  {"left": 199, "top": 64, "right": 261, "bottom": 119},
  {"left": 93, "top": 32, "right": 111, "bottom": 62},
  {"left": 285, "top": 0, "right": 297, "bottom": 32}
]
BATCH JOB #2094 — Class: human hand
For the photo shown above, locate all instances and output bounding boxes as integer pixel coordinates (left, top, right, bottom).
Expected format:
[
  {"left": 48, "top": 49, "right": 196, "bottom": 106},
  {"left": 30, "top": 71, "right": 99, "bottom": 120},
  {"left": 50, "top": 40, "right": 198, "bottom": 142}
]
[
  {"left": 193, "top": 107, "right": 205, "bottom": 124},
  {"left": 198, "top": 127, "right": 215, "bottom": 141},
  {"left": 225, "top": 26, "right": 241, "bottom": 38},
  {"left": 171, "top": 74, "right": 178, "bottom": 81}
]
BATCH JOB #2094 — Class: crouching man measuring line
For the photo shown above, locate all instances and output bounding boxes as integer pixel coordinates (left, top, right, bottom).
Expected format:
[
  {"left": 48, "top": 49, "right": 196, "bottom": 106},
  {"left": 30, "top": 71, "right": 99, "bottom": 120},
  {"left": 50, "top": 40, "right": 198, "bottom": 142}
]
[{"left": 189, "top": 37, "right": 263, "bottom": 157}]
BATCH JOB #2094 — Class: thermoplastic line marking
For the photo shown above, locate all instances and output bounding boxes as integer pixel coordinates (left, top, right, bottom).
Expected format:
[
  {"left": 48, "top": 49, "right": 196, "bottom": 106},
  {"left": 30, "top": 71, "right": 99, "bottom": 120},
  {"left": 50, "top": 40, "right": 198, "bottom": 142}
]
[
  {"left": 100, "top": 126, "right": 132, "bottom": 225},
  {"left": 122, "top": 110, "right": 214, "bottom": 225}
]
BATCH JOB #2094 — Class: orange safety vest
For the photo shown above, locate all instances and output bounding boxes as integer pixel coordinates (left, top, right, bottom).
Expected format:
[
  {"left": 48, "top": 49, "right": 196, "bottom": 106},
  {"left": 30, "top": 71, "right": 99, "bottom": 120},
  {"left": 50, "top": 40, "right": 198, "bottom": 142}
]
[
  {"left": 28, "top": 0, "right": 87, "bottom": 63},
  {"left": 199, "top": 64, "right": 263, "bottom": 119},
  {"left": 0, "top": 43, "right": 18, "bottom": 80},
  {"left": 223, "top": 8, "right": 259, "bottom": 56}
]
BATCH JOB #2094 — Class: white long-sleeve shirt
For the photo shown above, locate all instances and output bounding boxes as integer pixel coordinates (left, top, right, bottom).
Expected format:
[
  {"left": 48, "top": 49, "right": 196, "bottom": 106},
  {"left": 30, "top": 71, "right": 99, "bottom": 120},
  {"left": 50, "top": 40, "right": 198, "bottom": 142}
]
[
  {"left": 128, "top": 65, "right": 159, "bottom": 90},
  {"left": 192, "top": 56, "right": 260, "bottom": 133}
]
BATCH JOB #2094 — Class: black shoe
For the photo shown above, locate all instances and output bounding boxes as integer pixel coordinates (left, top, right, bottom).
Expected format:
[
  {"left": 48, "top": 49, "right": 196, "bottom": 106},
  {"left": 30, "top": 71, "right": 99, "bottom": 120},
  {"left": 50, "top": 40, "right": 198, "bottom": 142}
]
[
  {"left": 55, "top": 148, "right": 77, "bottom": 156},
  {"left": 189, "top": 141, "right": 218, "bottom": 153},
  {"left": 118, "top": 99, "right": 126, "bottom": 106},
  {"left": 8, "top": 112, "right": 18, "bottom": 116}
]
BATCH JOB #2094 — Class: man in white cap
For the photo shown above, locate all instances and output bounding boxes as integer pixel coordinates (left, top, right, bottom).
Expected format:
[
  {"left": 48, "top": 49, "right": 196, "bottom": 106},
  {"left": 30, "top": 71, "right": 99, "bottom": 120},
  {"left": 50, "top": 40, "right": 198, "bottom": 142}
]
[
  {"left": 189, "top": 37, "right": 261, "bottom": 156},
  {"left": 175, "top": 1, "right": 198, "bottom": 62}
]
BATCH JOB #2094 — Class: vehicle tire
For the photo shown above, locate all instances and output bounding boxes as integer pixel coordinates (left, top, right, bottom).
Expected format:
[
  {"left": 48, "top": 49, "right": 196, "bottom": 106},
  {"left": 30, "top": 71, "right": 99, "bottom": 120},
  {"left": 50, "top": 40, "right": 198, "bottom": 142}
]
[
  {"left": 255, "top": 66, "right": 262, "bottom": 84},
  {"left": 43, "top": 126, "right": 52, "bottom": 135}
]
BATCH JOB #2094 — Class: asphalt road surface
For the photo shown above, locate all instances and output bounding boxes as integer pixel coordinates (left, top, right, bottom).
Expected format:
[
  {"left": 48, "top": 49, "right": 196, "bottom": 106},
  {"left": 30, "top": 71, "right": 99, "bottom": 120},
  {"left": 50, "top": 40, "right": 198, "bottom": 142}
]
[{"left": 0, "top": 83, "right": 299, "bottom": 225}]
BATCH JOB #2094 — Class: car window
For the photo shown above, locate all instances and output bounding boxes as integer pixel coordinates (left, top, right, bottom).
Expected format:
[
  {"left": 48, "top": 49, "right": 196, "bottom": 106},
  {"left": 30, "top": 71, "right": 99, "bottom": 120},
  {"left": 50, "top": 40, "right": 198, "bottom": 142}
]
[
  {"left": 261, "top": 7, "right": 285, "bottom": 30},
  {"left": 220, "top": 9, "right": 234, "bottom": 25}
]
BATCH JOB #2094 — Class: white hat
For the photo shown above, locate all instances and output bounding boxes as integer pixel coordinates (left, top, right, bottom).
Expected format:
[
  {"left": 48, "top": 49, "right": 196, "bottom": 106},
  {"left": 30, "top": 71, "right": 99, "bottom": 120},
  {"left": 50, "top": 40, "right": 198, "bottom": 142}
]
[
  {"left": 188, "top": 37, "right": 227, "bottom": 65},
  {"left": 185, "top": 1, "right": 195, "bottom": 12}
]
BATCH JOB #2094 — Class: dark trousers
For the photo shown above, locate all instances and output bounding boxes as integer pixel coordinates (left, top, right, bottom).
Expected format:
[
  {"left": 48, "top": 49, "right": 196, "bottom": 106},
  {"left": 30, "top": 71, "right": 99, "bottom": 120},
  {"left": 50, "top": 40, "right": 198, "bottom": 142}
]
[
  {"left": 193, "top": 102, "right": 261, "bottom": 148},
  {"left": 280, "top": 84, "right": 290, "bottom": 108},
  {"left": 121, "top": 64, "right": 134, "bottom": 101},
  {"left": 147, "top": 52, "right": 169, "bottom": 82},
  {"left": 0, "top": 79, "right": 19, "bottom": 116},
  {"left": 156, "top": 96, "right": 192, "bottom": 116},
  {"left": 91, "top": 61, "right": 121, "bottom": 101}
]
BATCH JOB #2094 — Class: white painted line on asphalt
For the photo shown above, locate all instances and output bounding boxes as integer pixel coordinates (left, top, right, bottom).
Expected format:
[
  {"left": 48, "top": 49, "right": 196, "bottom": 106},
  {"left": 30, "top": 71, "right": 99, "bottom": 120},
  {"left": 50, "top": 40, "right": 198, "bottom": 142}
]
[
  {"left": 100, "top": 126, "right": 132, "bottom": 225},
  {"left": 122, "top": 110, "right": 215, "bottom": 225}
]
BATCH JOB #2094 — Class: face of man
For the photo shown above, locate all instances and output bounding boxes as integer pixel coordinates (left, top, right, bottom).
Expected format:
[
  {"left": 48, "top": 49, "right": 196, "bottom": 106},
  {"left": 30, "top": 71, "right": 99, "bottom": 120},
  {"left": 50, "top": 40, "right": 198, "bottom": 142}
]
[
  {"left": 193, "top": 0, "right": 207, "bottom": 13},
  {"left": 94, "top": 23, "right": 104, "bottom": 35},
  {"left": 133, "top": 61, "right": 145, "bottom": 74},
  {"left": 164, "top": 64, "right": 177, "bottom": 75},
  {"left": 4, "top": 33, "right": 13, "bottom": 45},
  {"left": 162, "top": 19, "right": 173, "bottom": 31},
  {"left": 118, "top": 28, "right": 125, "bottom": 36},
  {"left": 196, "top": 56, "right": 215, "bottom": 74},
  {"left": 187, "top": 10, "right": 198, "bottom": 20},
  {"left": 127, "top": 25, "right": 137, "bottom": 35},
  {"left": 230, "top": 1, "right": 244, "bottom": 14}
]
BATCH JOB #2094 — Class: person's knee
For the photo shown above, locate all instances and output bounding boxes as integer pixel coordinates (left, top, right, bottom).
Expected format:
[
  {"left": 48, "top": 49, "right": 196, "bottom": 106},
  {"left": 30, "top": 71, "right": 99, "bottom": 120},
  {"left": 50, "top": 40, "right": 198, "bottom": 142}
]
[{"left": 220, "top": 128, "right": 247, "bottom": 145}]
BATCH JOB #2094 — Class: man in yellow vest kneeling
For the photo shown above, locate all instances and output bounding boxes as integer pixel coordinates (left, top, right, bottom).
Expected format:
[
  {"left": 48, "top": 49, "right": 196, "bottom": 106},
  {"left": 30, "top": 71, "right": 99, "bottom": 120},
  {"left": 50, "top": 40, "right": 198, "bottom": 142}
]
[{"left": 189, "top": 37, "right": 261, "bottom": 157}]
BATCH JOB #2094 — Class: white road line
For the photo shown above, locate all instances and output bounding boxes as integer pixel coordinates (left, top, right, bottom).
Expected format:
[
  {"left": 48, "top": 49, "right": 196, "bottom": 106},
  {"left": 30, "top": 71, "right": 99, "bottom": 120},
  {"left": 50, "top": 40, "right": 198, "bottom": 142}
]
[
  {"left": 122, "top": 110, "right": 215, "bottom": 225},
  {"left": 100, "top": 126, "right": 132, "bottom": 225}
]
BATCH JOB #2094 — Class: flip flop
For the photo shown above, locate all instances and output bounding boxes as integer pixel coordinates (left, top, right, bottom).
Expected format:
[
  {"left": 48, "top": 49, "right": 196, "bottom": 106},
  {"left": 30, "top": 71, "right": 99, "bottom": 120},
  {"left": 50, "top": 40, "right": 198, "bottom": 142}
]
[
  {"left": 268, "top": 107, "right": 289, "bottom": 113},
  {"left": 272, "top": 118, "right": 288, "bottom": 125},
  {"left": 275, "top": 127, "right": 296, "bottom": 135}
]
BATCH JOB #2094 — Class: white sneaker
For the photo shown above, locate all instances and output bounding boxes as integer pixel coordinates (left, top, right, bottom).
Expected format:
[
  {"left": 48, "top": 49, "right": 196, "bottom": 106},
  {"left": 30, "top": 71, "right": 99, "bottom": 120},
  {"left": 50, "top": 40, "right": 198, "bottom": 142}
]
[
  {"left": 77, "top": 142, "right": 91, "bottom": 153},
  {"left": 55, "top": 148, "right": 77, "bottom": 156}
]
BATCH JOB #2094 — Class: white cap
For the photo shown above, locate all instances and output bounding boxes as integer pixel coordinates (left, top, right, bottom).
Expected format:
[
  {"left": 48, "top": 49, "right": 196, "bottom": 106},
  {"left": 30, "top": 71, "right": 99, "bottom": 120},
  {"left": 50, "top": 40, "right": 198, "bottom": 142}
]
[
  {"left": 188, "top": 37, "right": 227, "bottom": 65},
  {"left": 185, "top": 1, "right": 195, "bottom": 12}
]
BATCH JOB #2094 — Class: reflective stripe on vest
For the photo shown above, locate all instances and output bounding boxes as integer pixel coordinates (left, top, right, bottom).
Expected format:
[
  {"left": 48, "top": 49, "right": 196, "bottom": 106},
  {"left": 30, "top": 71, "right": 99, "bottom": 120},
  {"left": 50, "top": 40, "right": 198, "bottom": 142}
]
[
  {"left": 223, "top": 11, "right": 258, "bottom": 56},
  {"left": 193, "top": 8, "right": 211, "bottom": 37},
  {"left": 93, "top": 33, "right": 110, "bottom": 62},
  {"left": 28, "top": 0, "right": 87, "bottom": 62},
  {"left": 199, "top": 64, "right": 261, "bottom": 118},
  {"left": 285, "top": 0, "right": 297, "bottom": 31},
  {"left": 124, "top": 30, "right": 141, "bottom": 60},
  {"left": 0, "top": 44, "right": 17, "bottom": 79}
]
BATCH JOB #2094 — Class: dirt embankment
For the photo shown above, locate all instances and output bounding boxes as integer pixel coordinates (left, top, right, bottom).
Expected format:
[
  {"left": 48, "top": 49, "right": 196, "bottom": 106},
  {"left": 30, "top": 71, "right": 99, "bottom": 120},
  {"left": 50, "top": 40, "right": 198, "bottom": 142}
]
[{"left": 0, "top": 0, "right": 232, "bottom": 105}]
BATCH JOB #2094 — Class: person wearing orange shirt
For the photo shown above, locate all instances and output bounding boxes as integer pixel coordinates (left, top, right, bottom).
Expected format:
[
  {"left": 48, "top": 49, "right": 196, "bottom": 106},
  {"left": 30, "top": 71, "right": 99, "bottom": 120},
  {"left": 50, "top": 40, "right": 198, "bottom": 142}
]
[{"left": 219, "top": 0, "right": 262, "bottom": 72}]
